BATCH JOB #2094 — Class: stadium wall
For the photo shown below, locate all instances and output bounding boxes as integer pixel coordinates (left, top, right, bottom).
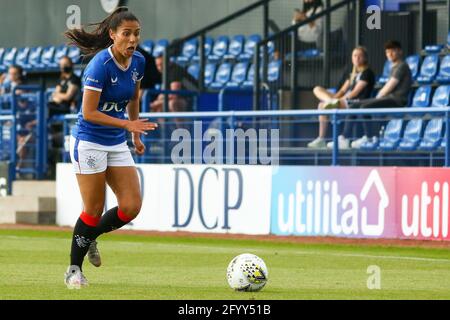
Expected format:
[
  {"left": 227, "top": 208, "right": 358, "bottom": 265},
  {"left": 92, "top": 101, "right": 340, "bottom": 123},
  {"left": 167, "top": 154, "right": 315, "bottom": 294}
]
[{"left": 56, "top": 164, "right": 450, "bottom": 241}]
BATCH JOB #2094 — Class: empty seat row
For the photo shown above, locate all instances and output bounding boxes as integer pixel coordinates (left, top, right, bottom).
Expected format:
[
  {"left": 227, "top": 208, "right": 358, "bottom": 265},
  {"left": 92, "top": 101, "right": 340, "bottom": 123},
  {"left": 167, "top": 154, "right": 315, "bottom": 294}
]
[
  {"left": 140, "top": 35, "right": 273, "bottom": 63},
  {"left": 360, "top": 85, "right": 450, "bottom": 151},
  {"left": 0, "top": 45, "right": 81, "bottom": 72},
  {"left": 361, "top": 117, "right": 447, "bottom": 152},
  {"left": 378, "top": 53, "right": 450, "bottom": 86},
  {"left": 186, "top": 60, "right": 281, "bottom": 89}
]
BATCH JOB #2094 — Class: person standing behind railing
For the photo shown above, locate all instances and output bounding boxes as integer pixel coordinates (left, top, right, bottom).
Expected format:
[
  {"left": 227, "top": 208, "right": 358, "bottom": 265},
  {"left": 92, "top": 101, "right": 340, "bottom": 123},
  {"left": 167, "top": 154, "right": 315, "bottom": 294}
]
[
  {"left": 292, "top": 0, "right": 324, "bottom": 50},
  {"left": 308, "top": 46, "right": 375, "bottom": 149},
  {"left": 318, "top": 40, "right": 412, "bottom": 148}
]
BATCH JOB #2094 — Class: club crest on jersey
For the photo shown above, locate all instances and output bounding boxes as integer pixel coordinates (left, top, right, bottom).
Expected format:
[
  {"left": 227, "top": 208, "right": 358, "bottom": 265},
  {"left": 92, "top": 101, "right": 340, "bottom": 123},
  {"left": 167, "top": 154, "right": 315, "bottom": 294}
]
[{"left": 131, "top": 68, "right": 139, "bottom": 84}]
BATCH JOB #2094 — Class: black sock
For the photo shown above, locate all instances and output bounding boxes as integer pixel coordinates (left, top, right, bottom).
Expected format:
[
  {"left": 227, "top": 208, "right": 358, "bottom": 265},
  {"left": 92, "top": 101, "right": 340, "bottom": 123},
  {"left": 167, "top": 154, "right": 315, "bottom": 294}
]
[
  {"left": 96, "top": 206, "right": 133, "bottom": 236},
  {"left": 70, "top": 217, "right": 100, "bottom": 271}
]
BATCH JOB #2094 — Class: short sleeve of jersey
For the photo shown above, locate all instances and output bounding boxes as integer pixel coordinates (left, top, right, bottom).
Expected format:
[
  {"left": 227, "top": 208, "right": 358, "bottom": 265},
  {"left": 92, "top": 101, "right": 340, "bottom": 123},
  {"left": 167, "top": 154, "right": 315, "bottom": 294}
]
[{"left": 83, "top": 56, "right": 107, "bottom": 92}]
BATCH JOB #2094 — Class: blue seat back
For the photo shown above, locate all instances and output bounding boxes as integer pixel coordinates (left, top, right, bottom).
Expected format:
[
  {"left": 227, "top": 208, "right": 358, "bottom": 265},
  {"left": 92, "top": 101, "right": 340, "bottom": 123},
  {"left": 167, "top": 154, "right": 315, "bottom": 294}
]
[
  {"left": 187, "top": 63, "right": 200, "bottom": 80},
  {"left": 423, "top": 118, "right": 443, "bottom": 141},
  {"left": 230, "top": 62, "right": 249, "bottom": 84},
  {"left": 2, "top": 48, "right": 18, "bottom": 67},
  {"left": 438, "top": 55, "right": 450, "bottom": 77},
  {"left": 227, "top": 35, "right": 245, "bottom": 57},
  {"left": 402, "top": 118, "right": 423, "bottom": 141},
  {"left": 67, "top": 46, "right": 81, "bottom": 64},
  {"left": 243, "top": 34, "right": 261, "bottom": 56},
  {"left": 211, "top": 36, "right": 229, "bottom": 58},
  {"left": 406, "top": 55, "right": 420, "bottom": 79},
  {"left": 153, "top": 39, "right": 169, "bottom": 57},
  {"left": 204, "top": 63, "right": 217, "bottom": 86},
  {"left": 268, "top": 60, "right": 281, "bottom": 82},
  {"left": 411, "top": 86, "right": 432, "bottom": 108},
  {"left": 203, "top": 37, "right": 214, "bottom": 56},
  {"left": 27, "top": 47, "right": 43, "bottom": 66},
  {"left": 181, "top": 38, "right": 198, "bottom": 59},
  {"left": 419, "top": 54, "right": 439, "bottom": 79},
  {"left": 0, "top": 48, "right": 5, "bottom": 65},
  {"left": 381, "top": 60, "right": 392, "bottom": 78},
  {"left": 213, "top": 63, "right": 233, "bottom": 85},
  {"left": 384, "top": 119, "right": 403, "bottom": 141},
  {"left": 432, "top": 85, "right": 450, "bottom": 107},
  {"left": 40, "top": 46, "right": 56, "bottom": 66},
  {"left": 53, "top": 45, "right": 68, "bottom": 64},
  {"left": 15, "top": 47, "right": 30, "bottom": 67},
  {"left": 141, "top": 39, "right": 154, "bottom": 55}
]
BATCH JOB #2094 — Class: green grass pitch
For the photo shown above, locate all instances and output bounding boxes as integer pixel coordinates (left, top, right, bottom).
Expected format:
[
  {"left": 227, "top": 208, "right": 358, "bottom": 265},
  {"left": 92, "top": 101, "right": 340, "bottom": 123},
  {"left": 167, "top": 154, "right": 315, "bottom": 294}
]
[{"left": 0, "top": 228, "right": 450, "bottom": 300}]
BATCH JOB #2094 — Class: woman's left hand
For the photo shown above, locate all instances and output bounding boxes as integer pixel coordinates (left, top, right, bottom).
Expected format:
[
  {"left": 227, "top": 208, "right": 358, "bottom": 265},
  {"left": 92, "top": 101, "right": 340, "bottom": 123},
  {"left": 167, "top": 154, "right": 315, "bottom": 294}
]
[{"left": 133, "top": 136, "right": 146, "bottom": 156}]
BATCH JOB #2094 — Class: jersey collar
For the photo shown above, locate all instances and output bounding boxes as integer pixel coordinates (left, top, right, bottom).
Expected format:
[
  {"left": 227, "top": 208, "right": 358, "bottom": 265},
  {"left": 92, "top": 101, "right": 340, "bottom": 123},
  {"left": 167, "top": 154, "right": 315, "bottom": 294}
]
[{"left": 108, "top": 46, "right": 132, "bottom": 72}]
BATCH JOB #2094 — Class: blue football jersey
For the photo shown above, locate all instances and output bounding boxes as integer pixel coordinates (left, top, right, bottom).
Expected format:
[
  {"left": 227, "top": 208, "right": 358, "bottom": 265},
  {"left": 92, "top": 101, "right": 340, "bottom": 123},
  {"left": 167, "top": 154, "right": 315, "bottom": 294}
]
[{"left": 72, "top": 46, "right": 145, "bottom": 146}]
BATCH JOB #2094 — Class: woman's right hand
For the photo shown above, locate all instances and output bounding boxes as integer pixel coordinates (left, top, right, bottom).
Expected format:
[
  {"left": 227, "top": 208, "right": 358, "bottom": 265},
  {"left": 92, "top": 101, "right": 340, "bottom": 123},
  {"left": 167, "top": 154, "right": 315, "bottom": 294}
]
[{"left": 124, "top": 119, "right": 158, "bottom": 135}]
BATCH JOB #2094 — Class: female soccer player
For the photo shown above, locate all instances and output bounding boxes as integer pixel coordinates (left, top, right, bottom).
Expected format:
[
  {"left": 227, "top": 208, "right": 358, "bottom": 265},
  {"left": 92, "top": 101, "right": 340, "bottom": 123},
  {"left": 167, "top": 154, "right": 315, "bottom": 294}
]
[{"left": 63, "top": 7, "right": 158, "bottom": 289}]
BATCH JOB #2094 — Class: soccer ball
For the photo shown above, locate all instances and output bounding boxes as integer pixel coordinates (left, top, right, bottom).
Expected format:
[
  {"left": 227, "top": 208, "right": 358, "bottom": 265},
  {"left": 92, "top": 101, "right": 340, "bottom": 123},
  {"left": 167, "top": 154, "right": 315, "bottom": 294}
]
[{"left": 226, "top": 253, "right": 268, "bottom": 292}]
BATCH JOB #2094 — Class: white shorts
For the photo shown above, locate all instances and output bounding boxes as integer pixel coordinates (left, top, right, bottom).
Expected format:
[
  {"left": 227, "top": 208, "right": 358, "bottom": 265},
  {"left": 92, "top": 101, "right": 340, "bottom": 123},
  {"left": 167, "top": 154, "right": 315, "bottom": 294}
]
[{"left": 69, "top": 135, "right": 135, "bottom": 174}]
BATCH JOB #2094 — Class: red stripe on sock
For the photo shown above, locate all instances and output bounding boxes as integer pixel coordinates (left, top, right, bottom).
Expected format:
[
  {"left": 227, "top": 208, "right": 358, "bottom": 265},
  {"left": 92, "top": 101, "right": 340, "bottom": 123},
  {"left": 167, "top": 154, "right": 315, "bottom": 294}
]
[
  {"left": 80, "top": 211, "right": 101, "bottom": 227},
  {"left": 117, "top": 208, "right": 135, "bottom": 223}
]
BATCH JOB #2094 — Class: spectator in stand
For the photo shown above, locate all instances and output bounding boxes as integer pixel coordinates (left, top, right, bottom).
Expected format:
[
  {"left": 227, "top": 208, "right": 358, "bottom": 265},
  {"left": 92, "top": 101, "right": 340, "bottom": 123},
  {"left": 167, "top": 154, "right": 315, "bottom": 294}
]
[
  {"left": 292, "top": 0, "right": 324, "bottom": 50},
  {"left": 0, "top": 65, "right": 26, "bottom": 95},
  {"left": 136, "top": 45, "right": 161, "bottom": 102},
  {"left": 307, "top": 46, "right": 375, "bottom": 149},
  {"left": 48, "top": 56, "right": 81, "bottom": 117},
  {"left": 315, "top": 40, "right": 412, "bottom": 148}
]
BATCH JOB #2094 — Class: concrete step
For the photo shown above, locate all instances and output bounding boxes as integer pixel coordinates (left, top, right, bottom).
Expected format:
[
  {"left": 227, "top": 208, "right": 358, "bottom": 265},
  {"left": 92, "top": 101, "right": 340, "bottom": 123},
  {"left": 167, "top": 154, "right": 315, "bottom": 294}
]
[
  {"left": 12, "top": 180, "right": 56, "bottom": 197},
  {"left": 0, "top": 195, "right": 56, "bottom": 225}
]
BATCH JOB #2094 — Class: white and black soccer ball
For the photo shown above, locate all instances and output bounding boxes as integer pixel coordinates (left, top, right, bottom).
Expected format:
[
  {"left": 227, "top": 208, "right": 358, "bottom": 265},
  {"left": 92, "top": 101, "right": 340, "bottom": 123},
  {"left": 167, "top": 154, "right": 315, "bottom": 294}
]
[{"left": 226, "top": 253, "right": 268, "bottom": 292}]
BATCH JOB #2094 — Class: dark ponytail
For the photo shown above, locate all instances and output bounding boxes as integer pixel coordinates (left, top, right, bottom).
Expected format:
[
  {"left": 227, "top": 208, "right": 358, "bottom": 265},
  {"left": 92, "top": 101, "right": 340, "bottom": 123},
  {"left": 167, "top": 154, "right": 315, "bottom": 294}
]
[{"left": 64, "top": 7, "right": 139, "bottom": 56}]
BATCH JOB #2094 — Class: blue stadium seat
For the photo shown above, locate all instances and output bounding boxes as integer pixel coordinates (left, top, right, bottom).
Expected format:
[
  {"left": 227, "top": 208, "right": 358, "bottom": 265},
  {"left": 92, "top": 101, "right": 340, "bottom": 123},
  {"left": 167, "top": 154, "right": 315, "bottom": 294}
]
[
  {"left": 226, "top": 62, "right": 249, "bottom": 88},
  {"left": 208, "top": 36, "right": 229, "bottom": 62},
  {"left": 15, "top": 47, "right": 30, "bottom": 68},
  {"left": 424, "top": 45, "right": 444, "bottom": 54},
  {"left": 377, "top": 60, "right": 392, "bottom": 85},
  {"left": 238, "top": 34, "right": 261, "bottom": 61},
  {"left": 224, "top": 35, "right": 245, "bottom": 60},
  {"left": 209, "top": 62, "right": 233, "bottom": 89},
  {"left": 0, "top": 47, "right": 18, "bottom": 72},
  {"left": 398, "top": 118, "right": 423, "bottom": 151},
  {"left": 23, "top": 47, "right": 43, "bottom": 71},
  {"left": 405, "top": 55, "right": 420, "bottom": 80},
  {"left": 152, "top": 39, "right": 169, "bottom": 58},
  {"left": 0, "top": 48, "right": 5, "bottom": 66},
  {"left": 242, "top": 63, "right": 255, "bottom": 88},
  {"left": 35, "top": 46, "right": 55, "bottom": 70},
  {"left": 187, "top": 63, "right": 200, "bottom": 80},
  {"left": 417, "top": 54, "right": 439, "bottom": 84},
  {"left": 192, "top": 37, "right": 214, "bottom": 62},
  {"left": 436, "top": 55, "right": 450, "bottom": 84},
  {"left": 268, "top": 60, "right": 282, "bottom": 83},
  {"left": 418, "top": 118, "right": 444, "bottom": 151},
  {"left": 141, "top": 39, "right": 154, "bottom": 55},
  {"left": 48, "top": 45, "right": 69, "bottom": 69},
  {"left": 431, "top": 85, "right": 450, "bottom": 107},
  {"left": 377, "top": 119, "right": 404, "bottom": 151},
  {"left": 411, "top": 85, "right": 432, "bottom": 108},
  {"left": 176, "top": 38, "right": 198, "bottom": 65},
  {"left": 67, "top": 46, "right": 81, "bottom": 64},
  {"left": 204, "top": 63, "right": 217, "bottom": 87}
]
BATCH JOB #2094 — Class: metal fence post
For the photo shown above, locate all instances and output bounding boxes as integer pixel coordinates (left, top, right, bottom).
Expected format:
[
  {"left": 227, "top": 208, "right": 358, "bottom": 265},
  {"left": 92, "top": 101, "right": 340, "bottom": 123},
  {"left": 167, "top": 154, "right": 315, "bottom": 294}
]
[
  {"left": 199, "top": 34, "right": 205, "bottom": 92},
  {"left": 253, "top": 44, "right": 261, "bottom": 111},
  {"left": 332, "top": 112, "right": 339, "bottom": 166},
  {"left": 290, "top": 31, "right": 298, "bottom": 109},
  {"left": 446, "top": 110, "right": 450, "bottom": 167}
]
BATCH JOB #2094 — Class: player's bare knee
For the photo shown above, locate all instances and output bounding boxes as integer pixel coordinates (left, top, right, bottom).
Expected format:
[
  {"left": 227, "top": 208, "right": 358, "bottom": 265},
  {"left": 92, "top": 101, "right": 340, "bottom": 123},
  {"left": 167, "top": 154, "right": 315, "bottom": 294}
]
[{"left": 120, "top": 201, "right": 142, "bottom": 219}]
